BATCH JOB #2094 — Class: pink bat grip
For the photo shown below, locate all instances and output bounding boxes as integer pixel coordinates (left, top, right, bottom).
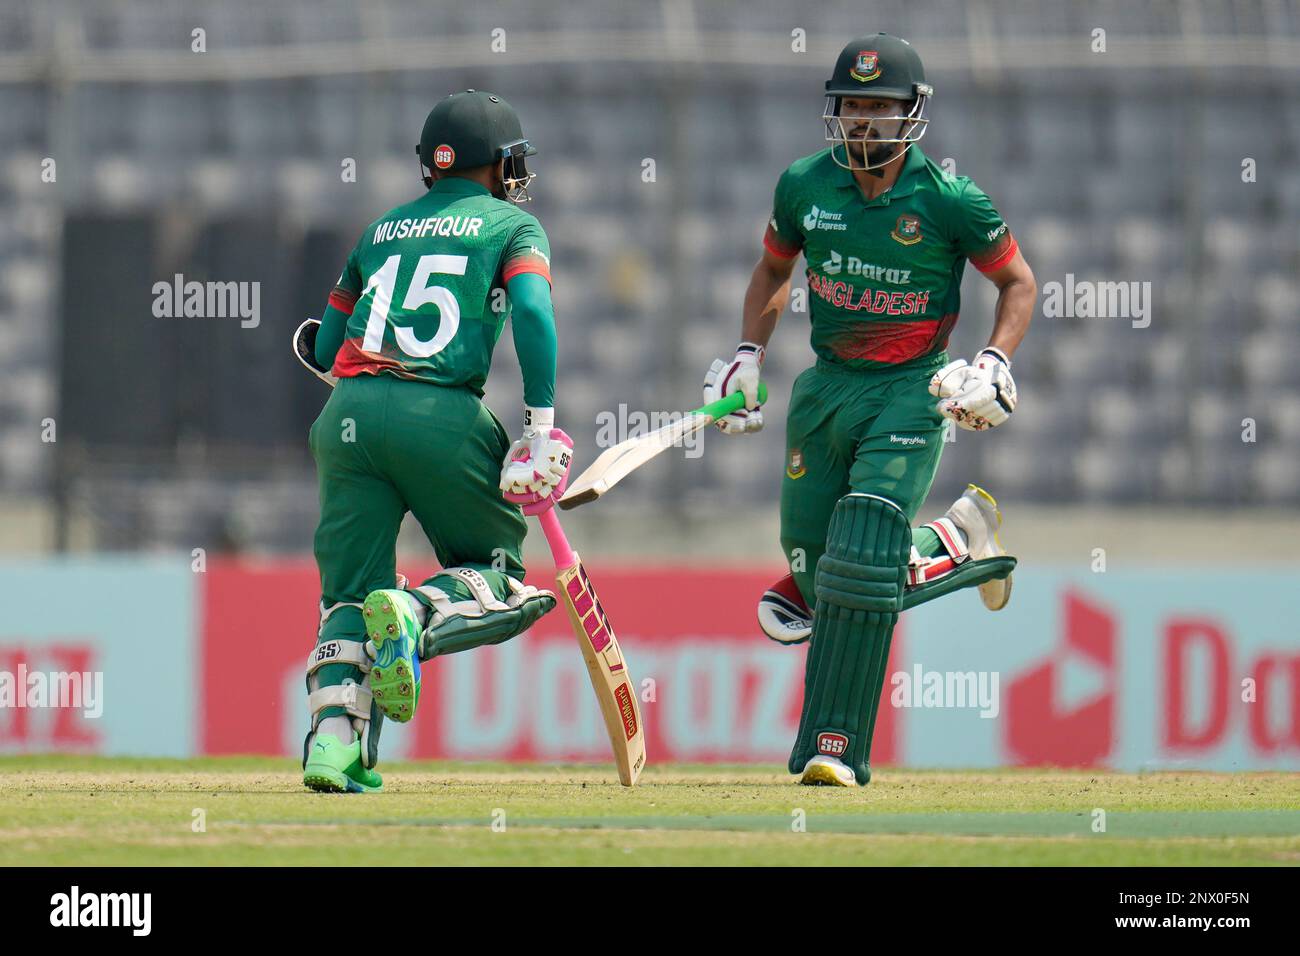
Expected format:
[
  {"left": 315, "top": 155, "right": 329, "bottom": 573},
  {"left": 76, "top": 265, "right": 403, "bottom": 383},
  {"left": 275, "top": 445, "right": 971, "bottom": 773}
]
[{"left": 535, "top": 504, "right": 577, "bottom": 571}]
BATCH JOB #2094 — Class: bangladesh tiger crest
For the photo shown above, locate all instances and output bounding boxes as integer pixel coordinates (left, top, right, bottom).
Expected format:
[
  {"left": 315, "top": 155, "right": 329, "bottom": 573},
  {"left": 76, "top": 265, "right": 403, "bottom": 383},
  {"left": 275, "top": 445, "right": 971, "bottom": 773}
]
[
  {"left": 891, "top": 214, "right": 923, "bottom": 246},
  {"left": 849, "top": 50, "right": 881, "bottom": 83},
  {"left": 787, "top": 448, "right": 806, "bottom": 480}
]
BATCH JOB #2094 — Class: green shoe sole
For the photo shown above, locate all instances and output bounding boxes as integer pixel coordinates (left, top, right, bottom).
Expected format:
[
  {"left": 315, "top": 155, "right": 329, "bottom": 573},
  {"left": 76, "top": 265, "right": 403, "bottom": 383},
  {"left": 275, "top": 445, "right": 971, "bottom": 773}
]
[
  {"left": 303, "top": 760, "right": 383, "bottom": 794},
  {"left": 303, "top": 763, "right": 349, "bottom": 793},
  {"left": 363, "top": 589, "right": 422, "bottom": 723}
]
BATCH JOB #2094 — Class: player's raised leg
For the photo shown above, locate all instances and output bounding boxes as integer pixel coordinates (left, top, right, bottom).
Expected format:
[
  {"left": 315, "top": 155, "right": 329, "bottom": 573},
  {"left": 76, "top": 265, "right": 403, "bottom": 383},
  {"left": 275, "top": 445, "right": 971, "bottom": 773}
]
[
  {"left": 909, "top": 484, "right": 1012, "bottom": 610},
  {"left": 387, "top": 378, "right": 555, "bottom": 670}
]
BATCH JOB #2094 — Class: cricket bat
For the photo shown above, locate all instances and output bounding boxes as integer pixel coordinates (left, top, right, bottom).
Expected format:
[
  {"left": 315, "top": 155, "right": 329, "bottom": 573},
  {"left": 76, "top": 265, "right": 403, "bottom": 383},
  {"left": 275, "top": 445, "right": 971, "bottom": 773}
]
[
  {"left": 558, "top": 382, "right": 768, "bottom": 510},
  {"left": 528, "top": 489, "right": 646, "bottom": 786}
]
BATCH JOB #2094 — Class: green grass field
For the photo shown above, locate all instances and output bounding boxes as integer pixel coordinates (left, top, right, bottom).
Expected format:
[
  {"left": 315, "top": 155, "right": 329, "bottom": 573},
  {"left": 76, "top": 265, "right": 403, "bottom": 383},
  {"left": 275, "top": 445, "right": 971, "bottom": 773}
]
[{"left": 2, "top": 756, "right": 1296, "bottom": 866}]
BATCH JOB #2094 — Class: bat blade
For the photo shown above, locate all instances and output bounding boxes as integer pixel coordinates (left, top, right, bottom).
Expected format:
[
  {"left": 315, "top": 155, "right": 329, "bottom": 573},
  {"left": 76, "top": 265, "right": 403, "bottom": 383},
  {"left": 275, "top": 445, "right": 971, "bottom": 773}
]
[
  {"left": 555, "top": 554, "right": 646, "bottom": 786},
  {"left": 558, "top": 412, "right": 714, "bottom": 510}
]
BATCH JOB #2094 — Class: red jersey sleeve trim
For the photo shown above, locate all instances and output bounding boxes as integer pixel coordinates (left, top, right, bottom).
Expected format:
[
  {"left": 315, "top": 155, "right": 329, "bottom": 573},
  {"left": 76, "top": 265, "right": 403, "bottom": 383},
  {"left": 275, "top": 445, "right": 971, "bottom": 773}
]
[
  {"left": 972, "top": 233, "right": 1019, "bottom": 274},
  {"left": 503, "top": 258, "right": 552, "bottom": 284},
  {"left": 763, "top": 225, "right": 802, "bottom": 259},
  {"left": 328, "top": 287, "right": 358, "bottom": 315}
]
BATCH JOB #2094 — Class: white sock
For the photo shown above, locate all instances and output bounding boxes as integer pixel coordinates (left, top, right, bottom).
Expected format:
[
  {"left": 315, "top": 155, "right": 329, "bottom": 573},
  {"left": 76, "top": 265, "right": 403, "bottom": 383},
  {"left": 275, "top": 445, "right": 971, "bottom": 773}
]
[{"left": 317, "top": 716, "right": 355, "bottom": 744}]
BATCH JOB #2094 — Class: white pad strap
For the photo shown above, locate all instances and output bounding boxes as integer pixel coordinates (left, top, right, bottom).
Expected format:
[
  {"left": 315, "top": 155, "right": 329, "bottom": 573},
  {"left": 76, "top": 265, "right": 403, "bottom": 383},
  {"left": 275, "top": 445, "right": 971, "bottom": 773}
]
[
  {"left": 306, "top": 639, "right": 372, "bottom": 677},
  {"left": 308, "top": 681, "right": 372, "bottom": 723},
  {"left": 414, "top": 567, "right": 549, "bottom": 627},
  {"left": 318, "top": 600, "right": 363, "bottom": 635},
  {"left": 499, "top": 574, "right": 552, "bottom": 607},
  {"left": 446, "top": 567, "right": 512, "bottom": 611}
]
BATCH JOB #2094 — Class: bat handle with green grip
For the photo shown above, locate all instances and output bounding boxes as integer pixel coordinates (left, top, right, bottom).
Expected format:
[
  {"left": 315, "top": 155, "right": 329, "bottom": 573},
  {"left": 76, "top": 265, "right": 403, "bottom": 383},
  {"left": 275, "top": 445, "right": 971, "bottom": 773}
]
[{"left": 697, "top": 380, "right": 768, "bottom": 420}]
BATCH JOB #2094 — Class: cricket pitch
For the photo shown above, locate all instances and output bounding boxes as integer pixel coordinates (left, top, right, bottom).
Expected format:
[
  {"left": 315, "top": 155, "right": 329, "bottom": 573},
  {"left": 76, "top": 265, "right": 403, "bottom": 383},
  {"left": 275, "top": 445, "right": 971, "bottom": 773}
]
[{"left": 2, "top": 756, "right": 1296, "bottom": 866}]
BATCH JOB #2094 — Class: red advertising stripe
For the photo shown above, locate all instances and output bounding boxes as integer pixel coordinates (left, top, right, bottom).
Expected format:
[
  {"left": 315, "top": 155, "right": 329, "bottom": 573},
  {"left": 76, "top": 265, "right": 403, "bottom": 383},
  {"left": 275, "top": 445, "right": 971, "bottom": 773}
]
[
  {"left": 198, "top": 561, "right": 905, "bottom": 766},
  {"left": 201, "top": 559, "right": 324, "bottom": 755}
]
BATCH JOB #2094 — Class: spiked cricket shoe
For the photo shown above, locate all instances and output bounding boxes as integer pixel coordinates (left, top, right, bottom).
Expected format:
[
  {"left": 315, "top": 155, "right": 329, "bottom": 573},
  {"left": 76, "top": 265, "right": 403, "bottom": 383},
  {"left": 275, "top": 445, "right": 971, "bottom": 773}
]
[
  {"left": 363, "top": 588, "right": 423, "bottom": 723},
  {"left": 303, "top": 733, "right": 383, "bottom": 793},
  {"left": 799, "top": 755, "right": 858, "bottom": 787},
  {"left": 945, "top": 484, "right": 1012, "bottom": 611}
]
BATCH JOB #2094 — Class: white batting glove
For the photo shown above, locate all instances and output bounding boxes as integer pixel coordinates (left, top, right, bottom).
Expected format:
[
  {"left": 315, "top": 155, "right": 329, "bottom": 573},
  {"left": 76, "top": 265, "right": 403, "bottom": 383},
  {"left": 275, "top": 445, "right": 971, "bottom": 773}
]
[
  {"left": 499, "top": 407, "right": 573, "bottom": 498},
  {"left": 703, "top": 342, "right": 765, "bottom": 435},
  {"left": 930, "top": 347, "right": 1017, "bottom": 431}
]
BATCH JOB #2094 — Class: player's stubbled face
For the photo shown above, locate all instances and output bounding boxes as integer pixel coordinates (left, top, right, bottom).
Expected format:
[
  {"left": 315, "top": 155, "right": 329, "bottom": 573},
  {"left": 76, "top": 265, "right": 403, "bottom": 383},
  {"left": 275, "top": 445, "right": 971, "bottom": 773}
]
[{"left": 840, "top": 97, "right": 911, "bottom": 164}]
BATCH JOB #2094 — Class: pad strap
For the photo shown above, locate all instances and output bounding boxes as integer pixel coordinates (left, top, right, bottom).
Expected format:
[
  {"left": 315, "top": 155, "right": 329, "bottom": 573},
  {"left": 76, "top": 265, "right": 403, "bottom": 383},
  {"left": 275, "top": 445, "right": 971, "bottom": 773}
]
[
  {"left": 415, "top": 569, "right": 556, "bottom": 659},
  {"left": 308, "top": 682, "right": 373, "bottom": 722},
  {"left": 415, "top": 568, "right": 549, "bottom": 623},
  {"left": 907, "top": 517, "right": 969, "bottom": 586},
  {"left": 319, "top": 600, "right": 363, "bottom": 632},
  {"left": 306, "top": 638, "right": 371, "bottom": 676},
  {"left": 923, "top": 516, "right": 969, "bottom": 561}
]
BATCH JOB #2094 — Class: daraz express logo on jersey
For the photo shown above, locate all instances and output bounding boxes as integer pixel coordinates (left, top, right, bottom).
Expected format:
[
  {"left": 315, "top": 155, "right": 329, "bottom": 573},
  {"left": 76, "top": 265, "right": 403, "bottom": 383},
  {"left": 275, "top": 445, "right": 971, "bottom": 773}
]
[
  {"left": 850, "top": 51, "right": 881, "bottom": 83},
  {"left": 803, "top": 205, "right": 847, "bottom": 232}
]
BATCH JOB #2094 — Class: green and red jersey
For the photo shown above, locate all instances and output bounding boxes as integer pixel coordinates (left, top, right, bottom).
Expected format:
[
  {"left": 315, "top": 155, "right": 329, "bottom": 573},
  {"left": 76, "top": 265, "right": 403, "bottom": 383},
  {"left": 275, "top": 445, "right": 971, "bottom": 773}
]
[
  {"left": 763, "top": 146, "right": 1017, "bottom": 370},
  {"left": 327, "top": 177, "right": 551, "bottom": 393}
]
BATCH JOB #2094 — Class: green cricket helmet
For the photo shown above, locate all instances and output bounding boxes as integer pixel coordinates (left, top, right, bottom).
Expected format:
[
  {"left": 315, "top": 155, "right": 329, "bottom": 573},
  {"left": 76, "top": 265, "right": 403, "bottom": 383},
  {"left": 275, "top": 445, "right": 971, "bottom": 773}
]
[
  {"left": 416, "top": 90, "right": 537, "bottom": 202},
  {"left": 823, "top": 33, "right": 933, "bottom": 172}
]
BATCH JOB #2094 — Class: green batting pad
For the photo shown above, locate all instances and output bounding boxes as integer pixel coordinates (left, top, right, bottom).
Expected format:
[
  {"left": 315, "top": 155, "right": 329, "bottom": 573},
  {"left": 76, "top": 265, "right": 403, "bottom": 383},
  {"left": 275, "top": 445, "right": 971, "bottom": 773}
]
[
  {"left": 789, "top": 494, "right": 911, "bottom": 785},
  {"left": 419, "top": 590, "right": 555, "bottom": 658},
  {"left": 901, "top": 555, "right": 1017, "bottom": 611}
]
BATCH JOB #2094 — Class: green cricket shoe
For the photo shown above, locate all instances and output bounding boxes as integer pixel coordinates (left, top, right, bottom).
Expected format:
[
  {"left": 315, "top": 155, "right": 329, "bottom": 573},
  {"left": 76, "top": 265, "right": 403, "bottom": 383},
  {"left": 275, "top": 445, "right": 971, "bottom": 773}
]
[
  {"left": 303, "top": 733, "right": 383, "bottom": 793},
  {"left": 363, "top": 588, "right": 423, "bottom": 723}
]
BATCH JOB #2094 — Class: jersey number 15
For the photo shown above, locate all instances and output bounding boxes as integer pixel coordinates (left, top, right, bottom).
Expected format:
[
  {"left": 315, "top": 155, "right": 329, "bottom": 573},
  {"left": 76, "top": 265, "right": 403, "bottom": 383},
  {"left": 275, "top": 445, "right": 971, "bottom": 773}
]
[{"left": 361, "top": 253, "right": 469, "bottom": 359}]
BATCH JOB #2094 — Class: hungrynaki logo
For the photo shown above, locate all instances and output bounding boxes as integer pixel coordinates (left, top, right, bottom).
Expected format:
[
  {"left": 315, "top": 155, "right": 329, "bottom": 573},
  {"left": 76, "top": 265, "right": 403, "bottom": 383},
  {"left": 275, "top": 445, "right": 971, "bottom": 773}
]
[
  {"left": 615, "top": 682, "right": 638, "bottom": 739},
  {"left": 850, "top": 50, "right": 881, "bottom": 83},
  {"left": 817, "top": 731, "right": 849, "bottom": 756},
  {"left": 433, "top": 144, "right": 455, "bottom": 169}
]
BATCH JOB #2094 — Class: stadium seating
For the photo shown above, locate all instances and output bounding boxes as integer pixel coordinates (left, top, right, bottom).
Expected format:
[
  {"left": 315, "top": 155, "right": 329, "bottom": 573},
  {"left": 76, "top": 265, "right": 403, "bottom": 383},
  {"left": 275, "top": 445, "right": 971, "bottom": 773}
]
[{"left": 0, "top": 0, "right": 1295, "bottom": 550}]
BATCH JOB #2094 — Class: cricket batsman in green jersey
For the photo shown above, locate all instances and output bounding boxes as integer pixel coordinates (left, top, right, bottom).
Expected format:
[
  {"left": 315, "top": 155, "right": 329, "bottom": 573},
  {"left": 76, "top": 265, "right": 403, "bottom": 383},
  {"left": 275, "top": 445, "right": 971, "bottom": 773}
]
[
  {"left": 704, "top": 34, "right": 1037, "bottom": 786},
  {"left": 295, "top": 91, "right": 571, "bottom": 793}
]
